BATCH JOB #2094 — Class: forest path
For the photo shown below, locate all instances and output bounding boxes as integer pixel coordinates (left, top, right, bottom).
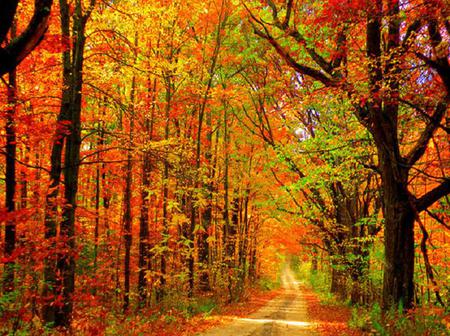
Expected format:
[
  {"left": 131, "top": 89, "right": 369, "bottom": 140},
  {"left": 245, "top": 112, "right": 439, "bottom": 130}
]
[{"left": 198, "top": 265, "right": 317, "bottom": 336}]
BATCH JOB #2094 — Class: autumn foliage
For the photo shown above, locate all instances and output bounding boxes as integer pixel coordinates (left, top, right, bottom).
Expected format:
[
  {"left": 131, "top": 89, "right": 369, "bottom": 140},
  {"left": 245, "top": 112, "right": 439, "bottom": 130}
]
[{"left": 0, "top": 0, "right": 449, "bottom": 334}]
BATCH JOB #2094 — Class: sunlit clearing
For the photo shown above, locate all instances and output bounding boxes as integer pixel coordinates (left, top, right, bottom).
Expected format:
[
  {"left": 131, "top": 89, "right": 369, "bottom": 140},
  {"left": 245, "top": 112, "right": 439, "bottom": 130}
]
[{"left": 236, "top": 318, "right": 312, "bottom": 327}]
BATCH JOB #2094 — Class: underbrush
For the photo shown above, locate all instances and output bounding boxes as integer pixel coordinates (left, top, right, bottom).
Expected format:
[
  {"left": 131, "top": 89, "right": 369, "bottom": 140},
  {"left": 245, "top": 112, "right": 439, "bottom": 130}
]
[
  {"left": 290, "top": 257, "right": 449, "bottom": 335},
  {"left": 350, "top": 303, "right": 450, "bottom": 336},
  {"left": 257, "top": 276, "right": 280, "bottom": 291}
]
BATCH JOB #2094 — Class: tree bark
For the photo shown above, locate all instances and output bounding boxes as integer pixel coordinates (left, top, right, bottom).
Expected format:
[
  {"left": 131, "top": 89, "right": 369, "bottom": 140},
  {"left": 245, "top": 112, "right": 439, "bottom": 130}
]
[
  {"left": 158, "top": 77, "right": 171, "bottom": 301},
  {"left": 93, "top": 121, "right": 104, "bottom": 280},
  {"left": 123, "top": 70, "right": 137, "bottom": 312},
  {"left": 138, "top": 78, "right": 156, "bottom": 305},
  {"left": 226, "top": 196, "right": 239, "bottom": 302},
  {"left": 379, "top": 158, "right": 415, "bottom": 309},
  {"left": 330, "top": 266, "right": 347, "bottom": 300},
  {"left": 122, "top": 147, "right": 132, "bottom": 312},
  {"left": 3, "top": 62, "right": 17, "bottom": 293}
]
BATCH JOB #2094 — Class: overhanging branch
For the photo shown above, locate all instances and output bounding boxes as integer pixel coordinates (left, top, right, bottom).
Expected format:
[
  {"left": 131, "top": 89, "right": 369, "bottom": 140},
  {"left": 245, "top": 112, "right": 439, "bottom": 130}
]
[
  {"left": 416, "top": 179, "right": 450, "bottom": 212},
  {"left": 0, "top": 0, "right": 54, "bottom": 76}
]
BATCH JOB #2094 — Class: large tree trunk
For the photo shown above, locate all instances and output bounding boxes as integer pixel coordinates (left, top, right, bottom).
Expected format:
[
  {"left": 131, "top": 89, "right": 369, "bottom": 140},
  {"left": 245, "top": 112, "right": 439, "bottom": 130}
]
[
  {"left": 238, "top": 190, "right": 250, "bottom": 290},
  {"left": 380, "top": 161, "right": 415, "bottom": 309},
  {"left": 364, "top": 0, "right": 415, "bottom": 310},
  {"left": 138, "top": 153, "right": 151, "bottom": 304},
  {"left": 371, "top": 0, "right": 415, "bottom": 309},
  {"left": 198, "top": 116, "right": 212, "bottom": 291}
]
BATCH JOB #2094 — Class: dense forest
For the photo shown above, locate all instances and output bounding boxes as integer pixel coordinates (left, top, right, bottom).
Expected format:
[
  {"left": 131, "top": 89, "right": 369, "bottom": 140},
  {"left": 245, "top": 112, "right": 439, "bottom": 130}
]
[{"left": 0, "top": 0, "right": 449, "bottom": 335}]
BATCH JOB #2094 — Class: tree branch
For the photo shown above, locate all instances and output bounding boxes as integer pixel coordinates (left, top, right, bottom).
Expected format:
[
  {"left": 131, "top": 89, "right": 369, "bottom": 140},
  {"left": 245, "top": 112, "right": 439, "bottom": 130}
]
[
  {"left": 426, "top": 209, "right": 450, "bottom": 230},
  {"left": 0, "top": 0, "right": 53, "bottom": 76},
  {"left": 283, "top": 0, "right": 294, "bottom": 29},
  {"left": 265, "top": 0, "right": 334, "bottom": 75},
  {"left": 246, "top": 1, "right": 338, "bottom": 86},
  {"left": 416, "top": 179, "right": 450, "bottom": 212},
  {"left": 399, "top": 98, "right": 450, "bottom": 134},
  {"left": 401, "top": 19, "right": 422, "bottom": 49},
  {"left": 253, "top": 28, "right": 338, "bottom": 87},
  {"left": 405, "top": 100, "right": 447, "bottom": 167}
]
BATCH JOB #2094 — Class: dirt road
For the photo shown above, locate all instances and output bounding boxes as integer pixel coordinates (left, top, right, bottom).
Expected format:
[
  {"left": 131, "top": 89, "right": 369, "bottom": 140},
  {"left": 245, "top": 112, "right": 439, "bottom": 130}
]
[{"left": 198, "top": 266, "right": 317, "bottom": 335}]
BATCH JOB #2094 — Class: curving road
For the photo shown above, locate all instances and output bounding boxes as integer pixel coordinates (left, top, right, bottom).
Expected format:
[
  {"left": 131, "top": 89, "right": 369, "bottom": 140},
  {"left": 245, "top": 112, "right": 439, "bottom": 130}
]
[{"left": 198, "top": 266, "right": 317, "bottom": 336}]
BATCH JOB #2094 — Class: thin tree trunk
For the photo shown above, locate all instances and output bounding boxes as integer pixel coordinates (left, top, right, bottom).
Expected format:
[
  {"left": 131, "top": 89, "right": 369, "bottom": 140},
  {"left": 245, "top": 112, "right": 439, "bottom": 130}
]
[
  {"left": 138, "top": 77, "right": 156, "bottom": 305},
  {"left": 123, "top": 74, "right": 136, "bottom": 312},
  {"left": 226, "top": 196, "right": 239, "bottom": 302},
  {"left": 42, "top": 0, "right": 71, "bottom": 322},
  {"left": 195, "top": 2, "right": 228, "bottom": 293},
  {"left": 330, "top": 261, "right": 347, "bottom": 300},
  {"left": 158, "top": 77, "right": 171, "bottom": 301},
  {"left": 122, "top": 147, "right": 132, "bottom": 312},
  {"left": 3, "top": 56, "right": 17, "bottom": 293},
  {"left": 19, "top": 143, "right": 29, "bottom": 210},
  {"left": 93, "top": 120, "right": 104, "bottom": 283},
  {"left": 54, "top": 0, "right": 90, "bottom": 326}
]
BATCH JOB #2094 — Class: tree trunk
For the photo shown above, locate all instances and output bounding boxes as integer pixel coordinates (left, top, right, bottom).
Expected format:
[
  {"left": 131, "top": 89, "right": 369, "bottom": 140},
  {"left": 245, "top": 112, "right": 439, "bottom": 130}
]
[
  {"left": 122, "top": 149, "right": 132, "bottom": 312},
  {"left": 53, "top": 0, "right": 88, "bottom": 326},
  {"left": 123, "top": 71, "right": 136, "bottom": 312},
  {"left": 138, "top": 77, "right": 157, "bottom": 305},
  {"left": 42, "top": 0, "right": 89, "bottom": 326},
  {"left": 138, "top": 154, "right": 151, "bottom": 304},
  {"left": 349, "top": 257, "right": 366, "bottom": 305},
  {"left": 311, "top": 249, "right": 318, "bottom": 273},
  {"left": 380, "top": 164, "right": 415, "bottom": 309},
  {"left": 93, "top": 121, "right": 103, "bottom": 280},
  {"left": 364, "top": 0, "right": 415, "bottom": 310},
  {"left": 3, "top": 62, "right": 17, "bottom": 293},
  {"left": 158, "top": 78, "right": 171, "bottom": 301},
  {"left": 226, "top": 196, "right": 239, "bottom": 302},
  {"left": 330, "top": 263, "right": 347, "bottom": 300},
  {"left": 238, "top": 191, "right": 250, "bottom": 289}
]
